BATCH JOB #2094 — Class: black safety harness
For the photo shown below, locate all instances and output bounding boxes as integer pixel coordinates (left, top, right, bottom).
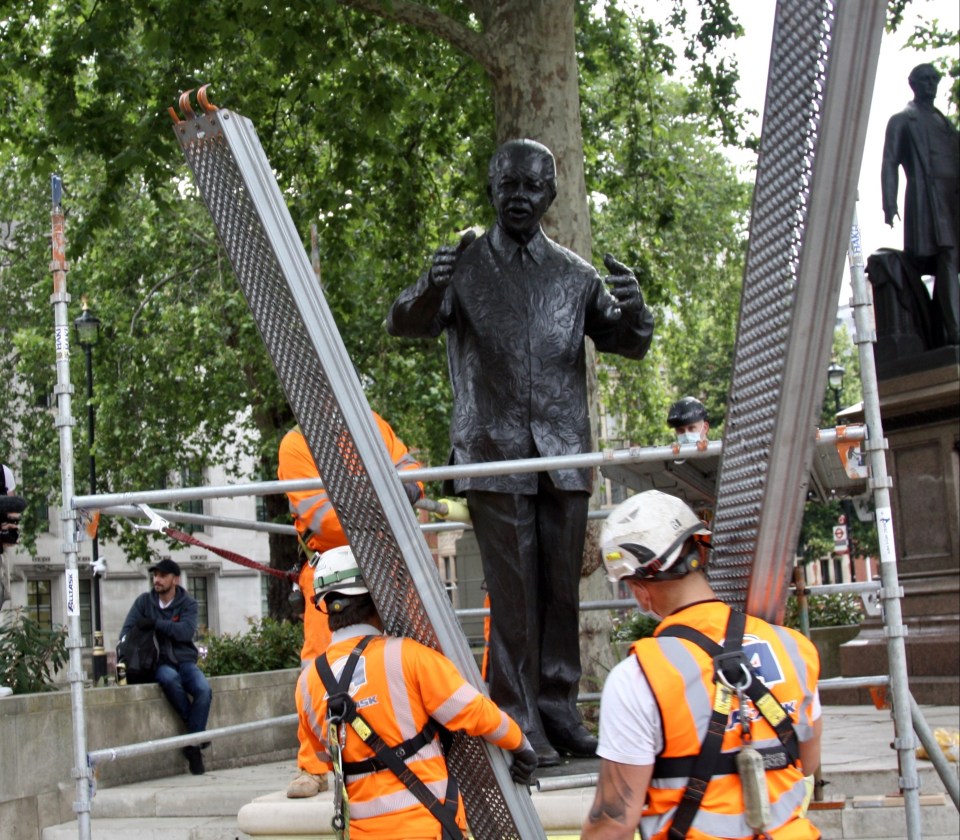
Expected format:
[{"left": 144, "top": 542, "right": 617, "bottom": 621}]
[
  {"left": 315, "top": 635, "right": 462, "bottom": 840},
  {"left": 650, "top": 609, "right": 801, "bottom": 840}
]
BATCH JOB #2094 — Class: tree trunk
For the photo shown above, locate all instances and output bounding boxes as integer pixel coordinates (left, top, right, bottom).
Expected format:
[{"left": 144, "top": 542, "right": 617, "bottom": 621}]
[{"left": 338, "top": 0, "right": 613, "bottom": 689}]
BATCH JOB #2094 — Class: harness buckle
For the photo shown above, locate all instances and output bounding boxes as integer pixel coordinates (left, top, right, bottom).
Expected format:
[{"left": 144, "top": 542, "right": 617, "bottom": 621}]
[{"left": 714, "top": 650, "right": 753, "bottom": 691}]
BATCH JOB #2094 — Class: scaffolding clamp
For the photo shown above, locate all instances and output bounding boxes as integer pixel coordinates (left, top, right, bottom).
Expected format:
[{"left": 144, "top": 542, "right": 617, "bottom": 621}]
[{"left": 132, "top": 504, "right": 170, "bottom": 533}]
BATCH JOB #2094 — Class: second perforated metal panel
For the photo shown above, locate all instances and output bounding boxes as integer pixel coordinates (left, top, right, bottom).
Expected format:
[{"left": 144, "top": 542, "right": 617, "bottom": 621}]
[{"left": 711, "top": 0, "right": 884, "bottom": 619}]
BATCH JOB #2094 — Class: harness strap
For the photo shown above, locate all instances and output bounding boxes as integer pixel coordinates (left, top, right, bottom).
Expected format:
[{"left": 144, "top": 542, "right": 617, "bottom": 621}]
[
  {"left": 315, "top": 638, "right": 462, "bottom": 840},
  {"left": 342, "top": 719, "right": 440, "bottom": 776},
  {"left": 658, "top": 617, "right": 801, "bottom": 764},
  {"left": 655, "top": 743, "right": 792, "bottom": 778},
  {"left": 663, "top": 612, "right": 742, "bottom": 840}
]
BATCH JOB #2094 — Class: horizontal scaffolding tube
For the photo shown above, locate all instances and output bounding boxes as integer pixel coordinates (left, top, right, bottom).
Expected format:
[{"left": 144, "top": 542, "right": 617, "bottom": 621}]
[
  {"left": 72, "top": 429, "right": 863, "bottom": 511},
  {"left": 87, "top": 714, "right": 297, "bottom": 766}
]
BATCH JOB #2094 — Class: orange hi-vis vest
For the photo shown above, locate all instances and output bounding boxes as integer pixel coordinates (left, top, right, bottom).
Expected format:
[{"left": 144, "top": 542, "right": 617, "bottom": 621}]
[
  {"left": 633, "top": 601, "right": 821, "bottom": 840},
  {"left": 278, "top": 412, "right": 422, "bottom": 668},
  {"left": 277, "top": 412, "right": 423, "bottom": 557},
  {"left": 296, "top": 628, "right": 526, "bottom": 840}
]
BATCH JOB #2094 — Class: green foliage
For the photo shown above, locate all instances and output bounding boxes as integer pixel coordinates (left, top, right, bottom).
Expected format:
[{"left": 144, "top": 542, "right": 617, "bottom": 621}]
[
  {"left": 199, "top": 617, "right": 304, "bottom": 677},
  {"left": 784, "top": 593, "right": 864, "bottom": 630},
  {"left": 610, "top": 610, "right": 661, "bottom": 644},
  {"left": 0, "top": 610, "right": 69, "bottom": 694}
]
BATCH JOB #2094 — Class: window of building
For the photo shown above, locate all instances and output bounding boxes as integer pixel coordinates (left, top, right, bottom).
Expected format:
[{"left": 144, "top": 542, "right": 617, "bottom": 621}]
[
  {"left": 78, "top": 577, "right": 93, "bottom": 647},
  {"left": 260, "top": 574, "right": 270, "bottom": 617},
  {"left": 187, "top": 576, "right": 209, "bottom": 631},
  {"left": 26, "top": 579, "right": 53, "bottom": 629},
  {"left": 178, "top": 467, "right": 205, "bottom": 534}
]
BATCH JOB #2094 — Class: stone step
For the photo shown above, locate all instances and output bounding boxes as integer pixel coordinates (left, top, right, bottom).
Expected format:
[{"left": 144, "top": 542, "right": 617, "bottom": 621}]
[{"left": 42, "top": 817, "right": 246, "bottom": 840}]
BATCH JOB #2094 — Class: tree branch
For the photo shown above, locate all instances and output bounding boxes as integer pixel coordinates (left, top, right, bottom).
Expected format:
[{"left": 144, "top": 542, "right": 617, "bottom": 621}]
[{"left": 336, "top": 0, "right": 494, "bottom": 75}]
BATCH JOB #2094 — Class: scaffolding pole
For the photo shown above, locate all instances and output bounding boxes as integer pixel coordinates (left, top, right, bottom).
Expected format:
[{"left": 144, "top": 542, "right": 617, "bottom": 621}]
[
  {"left": 847, "top": 202, "right": 922, "bottom": 838},
  {"left": 49, "top": 175, "right": 93, "bottom": 840}
]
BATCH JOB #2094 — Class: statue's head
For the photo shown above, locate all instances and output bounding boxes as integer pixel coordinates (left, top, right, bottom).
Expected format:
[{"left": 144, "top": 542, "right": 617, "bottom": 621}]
[
  {"left": 908, "top": 63, "right": 941, "bottom": 103},
  {"left": 487, "top": 139, "right": 557, "bottom": 241}
]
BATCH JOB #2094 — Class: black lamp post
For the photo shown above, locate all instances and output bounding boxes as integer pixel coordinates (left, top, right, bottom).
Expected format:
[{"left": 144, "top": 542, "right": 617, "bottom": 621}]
[{"left": 74, "top": 298, "right": 107, "bottom": 684}]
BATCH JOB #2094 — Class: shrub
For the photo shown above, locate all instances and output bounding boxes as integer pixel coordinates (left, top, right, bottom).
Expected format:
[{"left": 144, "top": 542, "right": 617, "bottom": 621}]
[
  {"left": 610, "top": 610, "right": 660, "bottom": 645},
  {"left": 784, "top": 593, "right": 864, "bottom": 630},
  {"left": 0, "top": 609, "right": 68, "bottom": 693},
  {"left": 199, "top": 617, "right": 304, "bottom": 677}
]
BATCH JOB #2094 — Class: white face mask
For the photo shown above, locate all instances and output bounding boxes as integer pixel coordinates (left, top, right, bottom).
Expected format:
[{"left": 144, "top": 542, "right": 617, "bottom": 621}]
[
  {"left": 677, "top": 430, "right": 702, "bottom": 446},
  {"left": 634, "top": 584, "right": 662, "bottom": 621}
]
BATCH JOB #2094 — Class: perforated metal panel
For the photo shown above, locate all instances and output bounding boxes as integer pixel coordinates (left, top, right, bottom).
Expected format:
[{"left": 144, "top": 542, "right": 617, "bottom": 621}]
[
  {"left": 173, "top": 107, "right": 543, "bottom": 839},
  {"left": 710, "top": 0, "right": 884, "bottom": 619}
]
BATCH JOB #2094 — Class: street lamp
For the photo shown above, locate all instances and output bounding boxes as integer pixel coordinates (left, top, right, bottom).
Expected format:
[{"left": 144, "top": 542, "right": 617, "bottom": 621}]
[
  {"left": 827, "top": 361, "right": 845, "bottom": 418},
  {"left": 74, "top": 298, "right": 107, "bottom": 684}
]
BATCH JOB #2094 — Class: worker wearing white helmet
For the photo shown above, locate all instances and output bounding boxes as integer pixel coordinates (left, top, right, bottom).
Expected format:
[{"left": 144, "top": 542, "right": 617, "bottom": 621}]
[
  {"left": 295, "top": 546, "right": 537, "bottom": 839},
  {"left": 582, "top": 491, "right": 822, "bottom": 840}
]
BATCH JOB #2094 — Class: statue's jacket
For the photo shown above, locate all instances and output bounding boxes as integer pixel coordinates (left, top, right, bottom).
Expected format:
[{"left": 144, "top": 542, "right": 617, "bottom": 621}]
[{"left": 388, "top": 223, "right": 654, "bottom": 495}]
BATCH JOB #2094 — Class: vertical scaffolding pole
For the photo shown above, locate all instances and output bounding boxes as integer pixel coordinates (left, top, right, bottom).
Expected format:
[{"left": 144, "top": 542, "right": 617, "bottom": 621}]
[
  {"left": 49, "top": 175, "right": 93, "bottom": 840},
  {"left": 847, "top": 203, "right": 922, "bottom": 838}
]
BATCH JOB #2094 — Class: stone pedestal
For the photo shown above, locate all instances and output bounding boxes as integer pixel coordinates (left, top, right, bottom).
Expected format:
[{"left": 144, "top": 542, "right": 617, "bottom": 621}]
[{"left": 835, "top": 359, "right": 959, "bottom": 704}]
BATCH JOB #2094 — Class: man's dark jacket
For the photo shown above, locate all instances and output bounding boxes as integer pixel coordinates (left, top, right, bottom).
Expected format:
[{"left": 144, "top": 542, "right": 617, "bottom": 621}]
[
  {"left": 881, "top": 100, "right": 960, "bottom": 257},
  {"left": 120, "top": 585, "right": 200, "bottom": 666},
  {"left": 387, "top": 224, "right": 654, "bottom": 494}
]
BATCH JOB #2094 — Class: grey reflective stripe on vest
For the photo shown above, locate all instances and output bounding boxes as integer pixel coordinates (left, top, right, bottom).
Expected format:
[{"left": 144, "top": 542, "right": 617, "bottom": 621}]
[
  {"left": 349, "top": 778, "right": 453, "bottom": 820},
  {"left": 290, "top": 492, "right": 334, "bottom": 535},
  {"left": 395, "top": 452, "right": 418, "bottom": 469},
  {"left": 642, "top": 636, "right": 712, "bottom": 791},
  {"left": 381, "top": 637, "right": 444, "bottom": 762},
  {"left": 770, "top": 624, "right": 818, "bottom": 742},
  {"left": 297, "top": 668, "right": 331, "bottom": 763},
  {"left": 642, "top": 773, "right": 809, "bottom": 838}
]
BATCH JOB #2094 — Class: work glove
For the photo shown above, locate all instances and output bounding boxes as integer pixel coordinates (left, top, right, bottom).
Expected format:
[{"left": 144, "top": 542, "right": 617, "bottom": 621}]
[
  {"left": 404, "top": 480, "right": 423, "bottom": 507},
  {"left": 137, "top": 618, "right": 156, "bottom": 631},
  {"left": 510, "top": 742, "right": 538, "bottom": 786}
]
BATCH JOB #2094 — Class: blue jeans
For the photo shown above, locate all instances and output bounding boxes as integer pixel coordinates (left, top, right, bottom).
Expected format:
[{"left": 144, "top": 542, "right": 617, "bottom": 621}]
[{"left": 155, "top": 661, "right": 212, "bottom": 734}]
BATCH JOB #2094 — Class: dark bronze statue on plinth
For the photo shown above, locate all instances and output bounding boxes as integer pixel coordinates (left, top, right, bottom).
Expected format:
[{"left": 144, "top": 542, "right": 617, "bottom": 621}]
[
  {"left": 388, "top": 139, "right": 654, "bottom": 766},
  {"left": 873, "top": 63, "right": 959, "bottom": 356}
]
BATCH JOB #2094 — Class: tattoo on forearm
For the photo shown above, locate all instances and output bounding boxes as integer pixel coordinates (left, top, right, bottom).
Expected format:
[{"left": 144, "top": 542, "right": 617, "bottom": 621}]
[{"left": 586, "top": 762, "right": 639, "bottom": 825}]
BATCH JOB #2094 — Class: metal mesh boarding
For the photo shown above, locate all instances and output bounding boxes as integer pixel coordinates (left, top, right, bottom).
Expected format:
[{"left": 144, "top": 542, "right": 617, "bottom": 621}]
[
  {"left": 171, "top": 103, "right": 544, "bottom": 839},
  {"left": 710, "top": 0, "right": 885, "bottom": 620}
]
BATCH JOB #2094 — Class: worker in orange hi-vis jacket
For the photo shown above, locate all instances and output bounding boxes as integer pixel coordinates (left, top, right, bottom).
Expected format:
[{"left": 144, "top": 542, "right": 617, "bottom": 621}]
[
  {"left": 297, "top": 545, "right": 538, "bottom": 839},
  {"left": 278, "top": 412, "right": 424, "bottom": 798}
]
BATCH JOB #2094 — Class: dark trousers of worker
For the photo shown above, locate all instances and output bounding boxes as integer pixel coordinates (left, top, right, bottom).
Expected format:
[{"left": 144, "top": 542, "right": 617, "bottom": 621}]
[
  {"left": 156, "top": 661, "right": 212, "bottom": 734},
  {"left": 466, "top": 475, "right": 589, "bottom": 745}
]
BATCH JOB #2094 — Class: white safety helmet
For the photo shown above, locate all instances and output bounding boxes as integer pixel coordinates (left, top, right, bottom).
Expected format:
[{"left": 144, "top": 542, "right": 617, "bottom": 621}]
[
  {"left": 312, "top": 545, "right": 369, "bottom": 608},
  {"left": 600, "top": 490, "right": 711, "bottom": 582}
]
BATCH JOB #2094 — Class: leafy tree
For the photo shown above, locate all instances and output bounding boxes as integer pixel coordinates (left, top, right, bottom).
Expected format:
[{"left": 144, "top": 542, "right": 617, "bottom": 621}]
[{"left": 0, "top": 1, "right": 750, "bottom": 629}]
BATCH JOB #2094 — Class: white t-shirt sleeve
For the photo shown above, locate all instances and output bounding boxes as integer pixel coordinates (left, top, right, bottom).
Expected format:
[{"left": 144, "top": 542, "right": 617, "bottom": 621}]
[{"left": 596, "top": 655, "right": 663, "bottom": 766}]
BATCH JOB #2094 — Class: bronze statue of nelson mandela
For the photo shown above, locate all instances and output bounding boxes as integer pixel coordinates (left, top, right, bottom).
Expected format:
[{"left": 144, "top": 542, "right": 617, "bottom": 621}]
[{"left": 387, "top": 139, "right": 654, "bottom": 766}]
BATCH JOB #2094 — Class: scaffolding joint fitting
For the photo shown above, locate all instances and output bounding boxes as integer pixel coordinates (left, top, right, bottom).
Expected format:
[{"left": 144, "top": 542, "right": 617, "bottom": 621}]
[
  {"left": 132, "top": 503, "right": 171, "bottom": 533},
  {"left": 53, "top": 415, "right": 76, "bottom": 429},
  {"left": 883, "top": 624, "right": 908, "bottom": 639},
  {"left": 53, "top": 383, "right": 74, "bottom": 395},
  {"left": 879, "top": 585, "right": 904, "bottom": 600},
  {"left": 897, "top": 774, "right": 921, "bottom": 791},
  {"left": 893, "top": 736, "right": 919, "bottom": 751}
]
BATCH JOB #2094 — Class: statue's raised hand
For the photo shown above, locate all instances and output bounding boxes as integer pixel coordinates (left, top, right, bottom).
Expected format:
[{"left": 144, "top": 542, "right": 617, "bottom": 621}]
[
  {"left": 428, "top": 229, "right": 478, "bottom": 289},
  {"left": 603, "top": 253, "right": 644, "bottom": 311}
]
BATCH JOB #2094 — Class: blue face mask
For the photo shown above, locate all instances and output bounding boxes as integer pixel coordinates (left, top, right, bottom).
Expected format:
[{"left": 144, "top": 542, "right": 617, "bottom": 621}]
[{"left": 677, "top": 431, "right": 702, "bottom": 446}]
